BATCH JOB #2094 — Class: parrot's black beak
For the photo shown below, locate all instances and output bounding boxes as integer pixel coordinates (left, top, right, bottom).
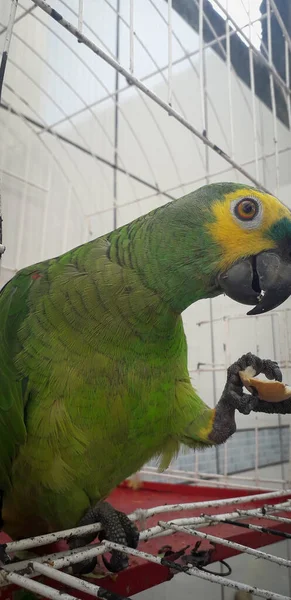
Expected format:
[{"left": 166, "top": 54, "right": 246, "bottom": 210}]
[{"left": 217, "top": 250, "right": 291, "bottom": 315}]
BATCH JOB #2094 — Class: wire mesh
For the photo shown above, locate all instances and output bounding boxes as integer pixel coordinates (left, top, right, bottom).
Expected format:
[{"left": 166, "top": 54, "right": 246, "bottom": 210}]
[
  {"left": 0, "top": 489, "right": 291, "bottom": 599},
  {"left": 1, "top": 0, "right": 291, "bottom": 597}
]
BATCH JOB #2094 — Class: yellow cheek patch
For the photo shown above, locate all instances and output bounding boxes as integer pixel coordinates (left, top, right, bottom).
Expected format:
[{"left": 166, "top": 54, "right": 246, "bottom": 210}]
[{"left": 207, "top": 188, "right": 291, "bottom": 270}]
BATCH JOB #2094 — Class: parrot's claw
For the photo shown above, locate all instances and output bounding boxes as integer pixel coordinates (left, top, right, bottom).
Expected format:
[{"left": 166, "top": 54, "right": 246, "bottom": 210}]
[
  {"left": 69, "top": 501, "right": 139, "bottom": 575},
  {"left": 0, "top": 544, "right": 11, "bottom": 566},
  {"left": 223, "top": 352, "right": 282, "bottom": 414}
]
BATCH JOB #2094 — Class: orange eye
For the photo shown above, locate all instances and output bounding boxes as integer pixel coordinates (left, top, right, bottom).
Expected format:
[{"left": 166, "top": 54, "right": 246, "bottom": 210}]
[{"left": 234, "top": 198, "right": 258, "bottom": 221}]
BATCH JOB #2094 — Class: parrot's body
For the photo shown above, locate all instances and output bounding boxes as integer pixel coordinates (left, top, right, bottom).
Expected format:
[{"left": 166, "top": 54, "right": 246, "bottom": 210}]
[
  {"left": 1, "top": 182, "right": 291, "bottom": 543},
  {"left": 1, "top": 229, "right": 213, "bottom": 539}
]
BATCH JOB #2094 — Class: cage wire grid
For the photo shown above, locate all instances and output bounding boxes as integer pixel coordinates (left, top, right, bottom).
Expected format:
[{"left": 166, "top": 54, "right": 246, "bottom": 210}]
[
  {"left": 1, "top": 487, "right": 291, "bottom": 600},
  {"left": 1, "top": 0, "right": 291, "bottom": 598}
]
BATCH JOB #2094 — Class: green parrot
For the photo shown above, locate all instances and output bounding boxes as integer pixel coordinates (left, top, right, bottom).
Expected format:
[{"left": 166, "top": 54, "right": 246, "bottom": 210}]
[{"left": 1, "top": 182, "right": 291, "bottom": 573}]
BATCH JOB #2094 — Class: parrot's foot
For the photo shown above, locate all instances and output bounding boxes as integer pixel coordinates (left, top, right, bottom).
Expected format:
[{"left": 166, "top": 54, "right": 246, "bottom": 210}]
[
  {"left": 69, "top": 501, "right": 139, "bottom": 575},
  {"left": 222, "top": 352, "right": 282, "bottom": 415},
  {"left": 0, "top": 543, "right": 11, "bottom": 566},
  {"left": 210, "top": 353, "right": 286, "bottom": 444}
]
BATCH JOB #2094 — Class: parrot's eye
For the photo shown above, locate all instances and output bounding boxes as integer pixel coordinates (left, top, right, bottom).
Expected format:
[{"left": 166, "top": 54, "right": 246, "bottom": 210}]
[
  {"left": 234, "top": 198, "right": 258, "bottom": 221},
  {"left": 231, "top": 196, "right": 262, "bottom": 230}
]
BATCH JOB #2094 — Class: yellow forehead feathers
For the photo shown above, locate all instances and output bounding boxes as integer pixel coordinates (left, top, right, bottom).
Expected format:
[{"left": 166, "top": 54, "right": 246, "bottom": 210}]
[{"left": 207, "top": 188, "right": 291, "bottom": 269}]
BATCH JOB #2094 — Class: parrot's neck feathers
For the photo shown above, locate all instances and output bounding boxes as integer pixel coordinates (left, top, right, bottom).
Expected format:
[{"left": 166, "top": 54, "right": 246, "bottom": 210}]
[{"left": 106, "top": 200, "right": 220, "bottom": 314}]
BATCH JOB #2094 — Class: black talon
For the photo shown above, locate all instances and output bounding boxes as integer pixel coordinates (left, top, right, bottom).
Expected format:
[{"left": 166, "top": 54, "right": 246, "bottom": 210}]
[
  {"left": 69, "top": 501, "right": 139, "bottom": 575},
  {"left": 261, "top": 358, "right": 282, "bottom": 382},
  {"left": 221, "top": 353, "right": 283, "bottom": 415},
  {"left": 0, "top": 543, "right": 10, "bottom": 566}
]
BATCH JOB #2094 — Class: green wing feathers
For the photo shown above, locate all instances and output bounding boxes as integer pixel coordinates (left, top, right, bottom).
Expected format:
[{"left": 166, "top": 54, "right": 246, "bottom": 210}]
[{"left": 0, "top": 270, "right": 35, "bottom": 489}]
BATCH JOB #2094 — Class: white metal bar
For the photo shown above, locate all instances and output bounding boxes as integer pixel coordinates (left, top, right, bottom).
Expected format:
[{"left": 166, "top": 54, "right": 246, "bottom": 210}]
[
  {"left": 246, "top": 0, "right": 260, "bottom": 180},
  {"left": 3, "top": 83, "right": 92, "bottom": 217},
  {"left": 268, "top": 0, "right": 291, "bottom": 53},
  {"left": 50, "top": 11, "right": 268, "bottom": 132},
  {"left": 148, "top": 0, "right": 230, "bottom": 154},
  {"left": 191, "top": 364, "right": 291, "bottom": 372},
  {"left": 224, "top": 316, "right": 231, "bottom": 367},
  {"left": 0, "top": 100, "right": 85, "bottom": 221},
  {"left": 0, "top": 0, "right": 18, "bottom": 101},
  {"left": 143, "top": 463, "right": 290, "bottom": 484},
  {"left": 86, "top": 140, "right": 291, "bottom": 217},
  {"left": 106, "top": 0, "right": 237, "bottom": 167},
  {"left": 142, "top": 464, "right": 290, "bottom": 486},
  {"left": 40, "top": 160, "right": 52, "bottom": 260},
  {"left": 237, "top": 510, "right": 291, "bottom": 525},
  {"left": 26, "top": 7, "right": 162, "bottom": 197},
  {"left": 198, "top": 0, "right": 220, "bottom": 480},
  {"left": 285, "top": 38, "right": 291, "bottom": 128},
  {"left": 32, "top": 561, "right": 107, "bottom": 598},
  {"left": 57, "top": 0, "right": 189, "bottom": 193},
  {"left": 2, "top": 500, "right": 291, "bottom": 587},
  {"left": 158, "top": 520, "right": 291, "bottom": 567},
  {"left": 0, "top": 103, "right": 9, "bottom": 262},
  {"left": 5, "top": 60, "right": 97, "bottom": 202},
  {"left": 62, "top": 183, "right": 72, "bottom": 253},
  {"left": 85, "top": 540, "right": 291, "bottom": 600},
  {"left": 40, "top": 543, "right": 108, "bottom": 571},
  {"left": 167, "top": 0, "right": 172, "bottom": 106},
  {"left": 0, "top": 264, "right": 16, "bottom": 273},
  {"left": 132, "top": 489, "right": 291, "bottom": 517},
  {"left": 212, "top": 0, "right": 291, "bottom": 100},
  {"left": 194, "top": 449, "right": 199, "bottom": 479},
  {"left": 29, "top": 0, "right": 270, "bottom": 193},
  {"left": 0, "top": 4, "right": 35, "bottom": 37},
  {"left": 78, "top": 0, "right": 83, "bottom": 33},
  {"left": 5, "top": 491, "right": 290, "bottom": 556},
  {"left": 14, "top": 145, "right": 30, "bottom": 271},
  {"left": 199, "top": 0, "right": 206, "bottom": 135},
  {"left": 0, "top": 0, "right": 19, "bottom": 261},
  {"left": 223, "top": 441, "right": 228, "bottom": 478},
  {"left": 7, "top": 36, "right": 113, "bottom": 200},
  {"left": 249, "top": 46, "right": 259, "bottom": 179},
  {"left": 1, "top": 166, "right": 48, "bottom": 191},
  {"left": 266, "top": 0, "right": 280, "bottom": 194},
  {"left": 137, "top": 507, "right": 291, "bottom": 542},
  {"left": 6, "top": 523, "right": 103, "bottom": 554},
  {"left": 201, "top": 512, "right": 291, "bottom": 535},
  {"left": 4, "top": 571, "right": 78, "bottom": 600},
  {"left": 194, "top": 0, "right": 257, "bottom": 145},
  {"left": 197, "top": 308, "right": 291, "bottom": 326},
  {"left": 129, "top": 0, "right": 134, "bottom": 72},
  {"left": 225, "top": 2, "right": 234, "bottom": 159},
  {"left": 140, "top": 470, "right": 274, "bottom": 490},
  {"left": 255, "top": 424, "right": 260, "bottom": 485},
  {"left": 223, "top": 318, "right": 230, "bottom": 480}
]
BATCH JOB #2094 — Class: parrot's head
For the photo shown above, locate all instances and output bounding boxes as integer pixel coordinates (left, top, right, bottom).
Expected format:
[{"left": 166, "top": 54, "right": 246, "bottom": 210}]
[
  {"left": 202, "top": 182, "right": 291, "bottom": 315},
  {"left": 116, "top": 182, "right": 291, "bottom": 315},
  {"left": 145, "top": 182, "right": 291, "bottom": 314}
]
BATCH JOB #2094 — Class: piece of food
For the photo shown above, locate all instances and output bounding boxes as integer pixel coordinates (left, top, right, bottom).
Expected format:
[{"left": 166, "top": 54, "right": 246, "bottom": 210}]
[{"left": 239, "top": 366, "right": 291, "bottom": 402}]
